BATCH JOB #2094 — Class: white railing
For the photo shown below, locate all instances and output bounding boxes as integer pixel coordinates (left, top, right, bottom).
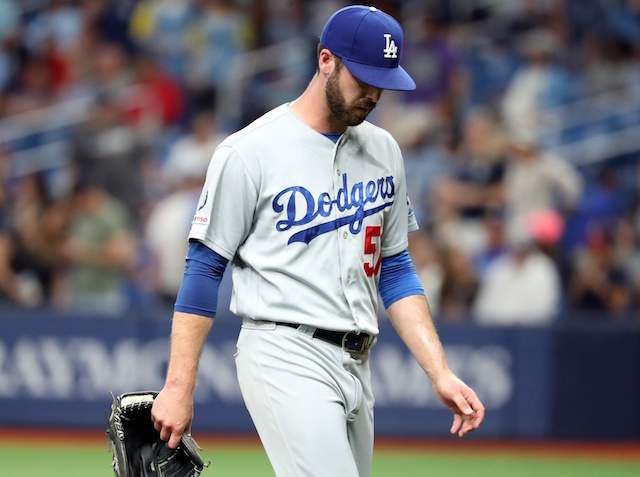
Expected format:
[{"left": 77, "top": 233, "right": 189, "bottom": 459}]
[
  {"left": 537, "top": 87, "right": 640, "bottom": 136},
  {"left": 0, "top": 95, "right": 93, "bottom": 177},
  {"left": 3, "top": 37, "right": 640, "bottom": 173},
  {"left": 548, "top": 122, "right": 640, "bottom": 166},
  {"left": 0, "top": 35, "right": 311, "bottom": 177},
  {"left": 533, "top": 87, "right": 640, "bottom": 165},
  {"left": 0, "top": 85, "right": 163, "bottom": 177},
  {"left": 0, "top": 95, "right": 93, "bottom": 144}
]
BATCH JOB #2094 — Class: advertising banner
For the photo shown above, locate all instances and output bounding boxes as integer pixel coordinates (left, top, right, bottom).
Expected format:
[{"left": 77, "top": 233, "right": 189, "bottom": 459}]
[{"left": 0, "top": 310, "right": 557, "bottom": 438}]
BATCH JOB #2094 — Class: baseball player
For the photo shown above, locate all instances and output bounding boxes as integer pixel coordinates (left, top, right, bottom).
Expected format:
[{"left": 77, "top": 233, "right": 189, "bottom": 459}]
[{"left": 151, "top": 5, "right": 485, "bottom": 476}]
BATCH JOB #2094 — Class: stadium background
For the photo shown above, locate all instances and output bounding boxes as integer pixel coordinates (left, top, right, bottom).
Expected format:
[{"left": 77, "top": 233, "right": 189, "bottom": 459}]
[{"left": 0, "top": 0, "right": 639, "bottom": 475}]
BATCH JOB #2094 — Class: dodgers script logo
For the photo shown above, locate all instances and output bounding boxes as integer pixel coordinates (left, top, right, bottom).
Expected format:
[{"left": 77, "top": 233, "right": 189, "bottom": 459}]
[{"left": 273, "top": 173, "right": 395, "bottom": 245}]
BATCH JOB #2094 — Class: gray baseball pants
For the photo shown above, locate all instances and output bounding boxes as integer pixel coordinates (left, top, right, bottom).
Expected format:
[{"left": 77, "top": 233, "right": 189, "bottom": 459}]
[{"left": 235, "top": 318, "right": 374, "bottom": 477}]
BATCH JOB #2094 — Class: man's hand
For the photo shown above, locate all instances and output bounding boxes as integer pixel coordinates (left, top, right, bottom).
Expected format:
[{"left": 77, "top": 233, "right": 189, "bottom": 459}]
[
  {"left": 432, "top": 371, "right": 485, "bottom": 437},
  {"left": 151, "top": 386, "right": 194, "bottom": 449},
  {"left": 152, "top": 312, "right": 213, "bottom": 449}
]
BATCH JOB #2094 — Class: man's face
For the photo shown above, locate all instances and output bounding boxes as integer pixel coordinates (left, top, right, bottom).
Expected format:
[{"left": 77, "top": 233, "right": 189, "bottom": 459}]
[{"left": 325, "top": 60, "right": 382, "bottom": 127}]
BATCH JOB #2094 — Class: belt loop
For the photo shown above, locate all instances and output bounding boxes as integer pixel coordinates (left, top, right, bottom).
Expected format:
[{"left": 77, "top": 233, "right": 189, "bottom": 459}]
[{"left": 296, "top": 324, "right": 315, "bottom": 338}]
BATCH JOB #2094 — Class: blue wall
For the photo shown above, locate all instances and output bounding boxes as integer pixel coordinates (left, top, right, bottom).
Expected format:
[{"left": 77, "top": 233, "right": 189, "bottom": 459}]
[{"left": 0, "top": 307, "right": 638, "bottom": 440}]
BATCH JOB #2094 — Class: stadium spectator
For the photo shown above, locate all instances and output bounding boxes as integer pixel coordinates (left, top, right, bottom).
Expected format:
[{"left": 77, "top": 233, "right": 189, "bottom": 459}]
[
  {"left": 0, "top": 170, "right": 48, "bottom": 308},
  {"left": 501, "top": 28, "right": 577, "bottom": 138},
  {"left": 472, "top": 221, "right": 562, "bottom": 326},
  {"left": 3, "top": 172, "right": 69, "bottom": 308},
  {"left": 183, "top": 0, "right": 253, "bottom": 113},
  {"left": 502, "top": 129, "right": 583, "bottom": 245},
  {"left": 610, "top": 217, "right": 640, "bottom": 311},
  {"left": 562, "top": 168, "right": 622, "bottom": 253},
  {"left": 86, "top": 41, "right": 134, "bottom": 102},
  {"left": 400, "top": 6, "right": 467, "bottom": 114},
  {"left": 432, "top": 107, "right": 506, "bottom": 256},
  {"left": 144, "top": 110, "right": 222, "bottom": 304},
  {"left": 472, "top": 207, "right": 509, "bottom": 279},
  {"left": 23, "top": 0, "right": 84, "bottom": 56},
  {"left": 58, "top": 176, "right": 137, "bottom": 315},
  {"left": 85, "top": 0, "right": 138, "bottom": 54},
  {"left": 239, "top": 0, "right": 316, "bottom": 123},
  {"left": 128, "top": 0, "right": 193, "bottom": 79},
  {"left": 0, "top": 0, "right": 20, "bottom": 91},
  {"left": 122, "top": 54, "right": 186, "bottom": 136},
  {"left": 70, "top": 93, "right": 149, "bottom": 222},
  {"left": 4, "top": 53, "right": 56, "bottom": 115},
  {"left": 579, "top": 36, "right": 640, "bottom": 97},
  {"left": 144, "top": 174, "right": 203, "bottom": 306},
  {"left": 438, "top": 245, "right": 480, "bottom": 321},
  {"left": 568, "top": 225, "right": 633, "bottom": 318},
  {"left": 162, "top": 110, "right": 222, "bottom": 187},
  {"left": 402, "top": 129, "right": 457, "bottom": 228}
]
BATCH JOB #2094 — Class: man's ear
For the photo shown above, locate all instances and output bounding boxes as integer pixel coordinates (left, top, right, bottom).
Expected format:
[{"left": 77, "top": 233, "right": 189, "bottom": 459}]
[{"left": 318, "top": 49, "right": 335, "bottom": 77}]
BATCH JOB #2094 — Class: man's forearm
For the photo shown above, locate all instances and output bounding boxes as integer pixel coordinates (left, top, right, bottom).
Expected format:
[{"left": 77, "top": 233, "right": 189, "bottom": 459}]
[
  {"left": 386, "top": 294, "right": 449, "bottom": 383},
  {"left": 387, "top": 294, "right": 485, "bottom": 437},
  {"left": 164, "top": 311, "right": 214, "bottom": 393}
]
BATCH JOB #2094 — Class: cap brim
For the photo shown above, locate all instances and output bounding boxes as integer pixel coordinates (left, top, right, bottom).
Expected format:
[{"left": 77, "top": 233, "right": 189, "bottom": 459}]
[{"left": 342, "top": 58, "right": 416, "bottom": 91}]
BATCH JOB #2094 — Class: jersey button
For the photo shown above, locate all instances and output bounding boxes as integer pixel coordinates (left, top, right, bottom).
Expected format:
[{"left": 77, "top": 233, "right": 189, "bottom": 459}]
[
  {"left": 346, "top": 275, "right": 352, "bottom": 284},
  {"left": 343, "top": 231, "right": 348, "bottom": 239},
  {"left": 337, "top": 169, "right": 341, "bottom": 176}
]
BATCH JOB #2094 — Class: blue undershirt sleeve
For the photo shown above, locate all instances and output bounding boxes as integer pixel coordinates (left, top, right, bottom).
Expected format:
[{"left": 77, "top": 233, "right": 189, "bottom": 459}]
[
  {"left": 378, "top": 249, "right": 425, "bottom": 309},
  {"left": 174, "top": 240, "right": 229, "bottom": 318}
]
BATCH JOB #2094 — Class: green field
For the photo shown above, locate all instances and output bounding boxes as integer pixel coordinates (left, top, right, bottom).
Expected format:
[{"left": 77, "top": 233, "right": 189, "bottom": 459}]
[{"left": 2, "top": 442, "right": 639, "bottom": 477}]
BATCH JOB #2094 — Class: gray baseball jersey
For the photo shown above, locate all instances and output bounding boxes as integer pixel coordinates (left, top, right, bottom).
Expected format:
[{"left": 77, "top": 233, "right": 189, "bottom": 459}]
[{"left": 189, "top": 104, "right": 417, "bottom": 336}]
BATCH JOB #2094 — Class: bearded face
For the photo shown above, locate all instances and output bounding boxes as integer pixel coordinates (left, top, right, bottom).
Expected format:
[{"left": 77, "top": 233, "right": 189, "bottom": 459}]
[{"left": 325, "top": 61, "right": 378, "bottom": 127}]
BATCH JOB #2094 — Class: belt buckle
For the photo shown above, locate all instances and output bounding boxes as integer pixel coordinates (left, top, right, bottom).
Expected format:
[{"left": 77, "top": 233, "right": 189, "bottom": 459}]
[{"left": 341, "top": 332, "right": 373, "bottom": 353}]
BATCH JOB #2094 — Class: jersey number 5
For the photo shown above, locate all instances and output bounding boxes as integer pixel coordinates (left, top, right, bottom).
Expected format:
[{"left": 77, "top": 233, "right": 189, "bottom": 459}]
[{"left": 363, "top": 225, "right": 382, "bottom": 277}]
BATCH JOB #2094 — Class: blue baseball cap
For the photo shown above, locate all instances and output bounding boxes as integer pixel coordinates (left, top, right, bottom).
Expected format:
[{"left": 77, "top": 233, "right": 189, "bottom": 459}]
[{"left": 320, "top": 5, "right": 416, "bottom": 91}]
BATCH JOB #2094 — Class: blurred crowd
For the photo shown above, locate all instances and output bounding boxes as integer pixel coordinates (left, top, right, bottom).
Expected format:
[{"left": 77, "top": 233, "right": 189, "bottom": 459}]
[{"left": 2, "top": 0, "right": 640, "bottom": 325}]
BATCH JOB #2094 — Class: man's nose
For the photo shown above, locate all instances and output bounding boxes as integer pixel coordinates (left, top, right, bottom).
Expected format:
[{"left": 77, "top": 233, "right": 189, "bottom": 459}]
[{"left": 365, "top": 85, "right": 383, "bottom": 102}]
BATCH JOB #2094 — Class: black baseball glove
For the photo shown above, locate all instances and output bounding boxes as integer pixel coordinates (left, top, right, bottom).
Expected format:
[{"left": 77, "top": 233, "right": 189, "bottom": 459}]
[{"left": 106, "top": 391, "right": 209, "bottom": 477}]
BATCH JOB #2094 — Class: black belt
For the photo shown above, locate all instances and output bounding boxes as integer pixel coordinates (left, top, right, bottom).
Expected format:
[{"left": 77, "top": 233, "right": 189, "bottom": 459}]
[{"left": 276, "top": 322, "right": 374, "bottom": 353}]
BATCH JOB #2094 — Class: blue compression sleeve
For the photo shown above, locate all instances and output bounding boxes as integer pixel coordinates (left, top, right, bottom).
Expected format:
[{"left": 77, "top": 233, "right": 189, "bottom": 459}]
[
  {"left": 174, "top": 240, "right": 229, "bottom": 318},
  {"left": 378, "top": 249, "right": 425, "bottom": 309}
]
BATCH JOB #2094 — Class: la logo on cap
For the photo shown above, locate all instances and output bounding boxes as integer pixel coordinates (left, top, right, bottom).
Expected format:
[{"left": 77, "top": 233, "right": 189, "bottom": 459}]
[{"left": 383, "top": 33, "right": 398, "bottom": 59}]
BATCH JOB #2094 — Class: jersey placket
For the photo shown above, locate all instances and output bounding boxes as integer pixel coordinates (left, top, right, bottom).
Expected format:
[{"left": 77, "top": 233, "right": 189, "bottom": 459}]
[{"left": 332, "top": 134, "right": 366, "bottom": 334}]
